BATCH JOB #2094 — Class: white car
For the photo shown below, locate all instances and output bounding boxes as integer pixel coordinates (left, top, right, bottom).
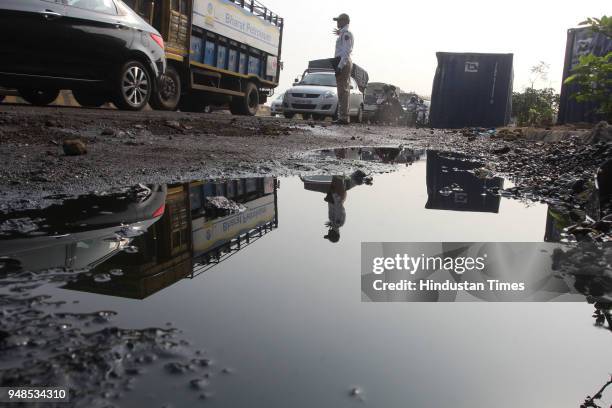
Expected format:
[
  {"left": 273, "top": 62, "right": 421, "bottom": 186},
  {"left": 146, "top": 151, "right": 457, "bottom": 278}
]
[
  {"left": 282, "top": 71, "right": 364, "bottom": 122},
  {"left": 270, "top": 92, "right": 284, "bottom": 116}
]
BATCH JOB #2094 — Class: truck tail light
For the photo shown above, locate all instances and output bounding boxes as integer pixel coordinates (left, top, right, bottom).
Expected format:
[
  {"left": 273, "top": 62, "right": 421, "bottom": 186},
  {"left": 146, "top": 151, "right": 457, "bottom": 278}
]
[{"left": 150, "top": 33, "right": 165, "bottom": 50}]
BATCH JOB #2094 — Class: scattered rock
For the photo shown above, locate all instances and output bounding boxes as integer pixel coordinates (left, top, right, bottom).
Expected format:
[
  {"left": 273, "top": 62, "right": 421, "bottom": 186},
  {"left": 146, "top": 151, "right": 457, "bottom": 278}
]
[
  {"left": 584, "top": 121, "right": 612, "bottom": 144},
  {"left": 164, "top": 120, "right": 184, "bottom": 131},
  {"left": 492, "top": 145, "right": 510, "bottom": 155},
  {"left": 63, "top": 139, "right": 87, "bottom": 156}
]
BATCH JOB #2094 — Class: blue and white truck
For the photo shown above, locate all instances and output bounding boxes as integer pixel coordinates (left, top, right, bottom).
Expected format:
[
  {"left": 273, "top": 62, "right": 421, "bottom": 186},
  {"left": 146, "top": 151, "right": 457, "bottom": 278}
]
[{"left": 125, "top": 0, "right": 283, "bottom": 115}]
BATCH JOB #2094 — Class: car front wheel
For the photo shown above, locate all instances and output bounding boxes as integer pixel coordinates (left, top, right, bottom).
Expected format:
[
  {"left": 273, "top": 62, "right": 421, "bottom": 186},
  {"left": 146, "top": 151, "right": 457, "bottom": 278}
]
[
  {"left": 113, "top": 61, "right": 152, "bottom": 111},
  {"left": 19, "top": 89, "right": 59, "bottom": 106}
]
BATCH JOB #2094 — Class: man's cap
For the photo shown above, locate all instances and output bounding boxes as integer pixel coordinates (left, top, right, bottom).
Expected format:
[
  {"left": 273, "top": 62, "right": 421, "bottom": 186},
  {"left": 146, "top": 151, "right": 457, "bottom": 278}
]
[{"left": 333, "top": 13, "right": 350, "bottom": 23}]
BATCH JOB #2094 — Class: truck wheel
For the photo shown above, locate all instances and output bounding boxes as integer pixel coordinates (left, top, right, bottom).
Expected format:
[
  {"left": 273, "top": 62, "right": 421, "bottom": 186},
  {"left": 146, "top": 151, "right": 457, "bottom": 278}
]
[
  {"left": 19, "top": 89, "right": 59, "bottom": 106},
  {"left": 283, "top": 112, "right": 295, "bottom": 119},
  {"left": 113, "top": 61, "right": 152, "bottom": 111},
  {"left": 230, "top": 82, "right": 258, "bottom": 116},
  {"left": 72, "top": 90, "right": 107, "bottom": 108},
  {"left": 149, "top": 66, "right": 181, "bottom": 111}
]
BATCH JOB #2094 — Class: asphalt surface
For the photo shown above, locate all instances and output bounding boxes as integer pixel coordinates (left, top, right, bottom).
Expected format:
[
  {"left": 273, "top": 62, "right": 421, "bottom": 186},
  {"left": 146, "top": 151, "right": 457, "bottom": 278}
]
[
  {"left": 0, "top": 103, "right": 609, "bottom": 233},
  {"left": 0, "top": 103, "right": 433, "bottom": 205}
]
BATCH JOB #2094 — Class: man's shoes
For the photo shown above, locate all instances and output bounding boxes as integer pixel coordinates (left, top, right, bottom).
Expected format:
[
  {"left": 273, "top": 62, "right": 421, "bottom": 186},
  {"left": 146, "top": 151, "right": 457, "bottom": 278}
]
[{"left": 332, "top": 119, "right": 350, "bottom": 125}]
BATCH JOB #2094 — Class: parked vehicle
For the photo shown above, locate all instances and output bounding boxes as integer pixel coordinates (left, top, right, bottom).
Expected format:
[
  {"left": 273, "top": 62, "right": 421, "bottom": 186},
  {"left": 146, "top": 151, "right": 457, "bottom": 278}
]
[
  {"left": 270, "top": 92, "right": 284, "bottom": 116},
  {"left": 124, "top": 0, "right": 283, "bottom": 115},
  {"left": 363, "top": 82, "right": 402, "bottom": 124},
  {"left": 374, "top": 84, "right": 402, "bottom": 124},
  {"left": 363, "top": 82, "right": 385, "bottom": 120},
  {"left": 363, "top": 82, "right": 403, "bottom": 123},
  {"left": 0, "top": 0, "right": 166, "bottom": 110},
  {"left": 282, "top": 70, "right": 363, "bottom": 121}
]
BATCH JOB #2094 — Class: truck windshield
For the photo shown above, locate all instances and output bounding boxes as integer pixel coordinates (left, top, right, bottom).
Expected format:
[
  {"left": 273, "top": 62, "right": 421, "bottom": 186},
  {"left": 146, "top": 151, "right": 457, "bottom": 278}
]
[{"left": 299, "top": 73, "right": 336, "bottom": 87}]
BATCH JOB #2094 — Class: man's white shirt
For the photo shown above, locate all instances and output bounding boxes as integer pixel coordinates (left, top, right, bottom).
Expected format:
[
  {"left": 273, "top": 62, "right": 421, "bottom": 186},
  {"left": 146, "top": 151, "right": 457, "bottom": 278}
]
[
  {"left": 328, "top": 193, "right": 346, "bottom": 229},
  {"left": 335, "top": 25, "right": 354, "bottom": 70}
]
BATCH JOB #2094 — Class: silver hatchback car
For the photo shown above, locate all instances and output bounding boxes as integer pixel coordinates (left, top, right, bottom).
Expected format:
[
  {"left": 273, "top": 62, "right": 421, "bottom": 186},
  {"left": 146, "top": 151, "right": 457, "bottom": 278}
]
[{"left": 282, "top": 70, "right": 364, "bottom": 122}]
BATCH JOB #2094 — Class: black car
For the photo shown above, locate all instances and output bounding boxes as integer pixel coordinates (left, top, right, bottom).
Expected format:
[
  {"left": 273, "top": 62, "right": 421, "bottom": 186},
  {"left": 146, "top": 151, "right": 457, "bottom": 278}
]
[{"left": 0, "top": 0, "right": 166, "bottom": 110}]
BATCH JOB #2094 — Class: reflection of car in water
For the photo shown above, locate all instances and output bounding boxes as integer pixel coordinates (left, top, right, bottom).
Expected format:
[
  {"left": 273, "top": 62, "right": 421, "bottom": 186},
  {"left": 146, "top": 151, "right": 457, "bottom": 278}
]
[
  {"left": 425, "top": 150, "right": 504, "bottom": 213},
  {"left": 0, "top": 185, "right": 167, "bottom": 272}
]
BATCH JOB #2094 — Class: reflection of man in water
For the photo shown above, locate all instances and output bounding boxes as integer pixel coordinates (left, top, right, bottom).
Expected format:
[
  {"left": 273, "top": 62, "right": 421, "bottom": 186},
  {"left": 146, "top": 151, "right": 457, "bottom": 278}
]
[{"left": 324, "top": 170, "right": 368, "bottom": 242}]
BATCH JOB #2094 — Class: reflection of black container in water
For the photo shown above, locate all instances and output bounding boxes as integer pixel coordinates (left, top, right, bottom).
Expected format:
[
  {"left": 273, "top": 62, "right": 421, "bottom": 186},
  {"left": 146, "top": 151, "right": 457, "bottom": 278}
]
[{"left": 425, "top": 151, "right": 503, "bottom": 213}]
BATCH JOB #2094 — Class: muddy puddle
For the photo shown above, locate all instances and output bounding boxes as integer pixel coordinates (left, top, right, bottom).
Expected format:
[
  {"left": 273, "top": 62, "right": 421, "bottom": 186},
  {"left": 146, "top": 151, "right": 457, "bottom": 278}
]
[{"left": 0, "top": 149, "right": 610, "bottom": 407}]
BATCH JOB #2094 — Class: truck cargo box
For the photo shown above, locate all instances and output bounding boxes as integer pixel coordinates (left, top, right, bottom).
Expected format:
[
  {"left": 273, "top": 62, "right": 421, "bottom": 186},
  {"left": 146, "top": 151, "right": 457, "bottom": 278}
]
[
  {"left": 429, "top": 52, "right": 513, "bottom": 129},
  {"left": 558, "top": 27, "right": 612, "bottom": 124}
]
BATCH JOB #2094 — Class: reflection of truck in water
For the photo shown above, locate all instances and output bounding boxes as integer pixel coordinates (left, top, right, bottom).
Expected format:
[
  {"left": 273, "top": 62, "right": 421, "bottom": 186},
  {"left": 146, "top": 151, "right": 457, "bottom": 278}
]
[
  {"left": 124, "top": 0, "right": 283, "bottom": 115},
  {"left": 63, "top": 177, "right": 278, "bottom": 299}
]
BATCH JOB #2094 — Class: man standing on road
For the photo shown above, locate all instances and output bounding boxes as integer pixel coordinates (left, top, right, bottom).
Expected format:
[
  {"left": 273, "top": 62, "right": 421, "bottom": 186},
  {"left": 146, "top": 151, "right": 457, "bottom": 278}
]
[{"left": 333, "top": 13, "right": 353, "bottom": 125}]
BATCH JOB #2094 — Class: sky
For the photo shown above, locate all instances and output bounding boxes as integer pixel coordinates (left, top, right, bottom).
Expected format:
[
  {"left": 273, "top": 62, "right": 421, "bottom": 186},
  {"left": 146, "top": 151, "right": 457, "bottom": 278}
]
[{"left": 262, "top": 0, "right": 609, "bottom": 98}]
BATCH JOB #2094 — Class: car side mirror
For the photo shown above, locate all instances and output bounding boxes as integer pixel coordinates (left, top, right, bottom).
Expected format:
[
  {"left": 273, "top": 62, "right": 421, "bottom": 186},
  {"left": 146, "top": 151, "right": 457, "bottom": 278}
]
[{"left": 294, "top": 78, "right": 299, "bottom": 84}]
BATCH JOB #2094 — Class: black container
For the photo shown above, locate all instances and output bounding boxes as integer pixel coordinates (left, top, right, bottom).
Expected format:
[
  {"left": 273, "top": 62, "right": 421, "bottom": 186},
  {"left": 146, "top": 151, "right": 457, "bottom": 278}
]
[
  {"left": 429, "top": 52, "right": 513, "bottom": 129},
  {"left": 558, "top": 27, "right": 612, "bottom": 124}
]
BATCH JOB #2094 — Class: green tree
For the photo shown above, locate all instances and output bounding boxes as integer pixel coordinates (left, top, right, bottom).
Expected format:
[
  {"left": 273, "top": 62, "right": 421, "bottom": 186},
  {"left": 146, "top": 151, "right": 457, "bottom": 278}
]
[
  {"left": 564, "top": 15, "right": 612, "bottom": 122},
  {"left": 512, "top": 87, "right": 560, "bottom": 126},
  {"left": 579, "top": 15, "right": 612, "bottom": 37}
]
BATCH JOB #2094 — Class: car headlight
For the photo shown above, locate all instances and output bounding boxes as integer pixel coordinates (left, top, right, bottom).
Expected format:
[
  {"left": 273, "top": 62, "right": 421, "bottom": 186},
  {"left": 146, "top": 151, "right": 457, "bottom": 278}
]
[{"left": 323, "top": 91, "right": 336, "bottom": 99}]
